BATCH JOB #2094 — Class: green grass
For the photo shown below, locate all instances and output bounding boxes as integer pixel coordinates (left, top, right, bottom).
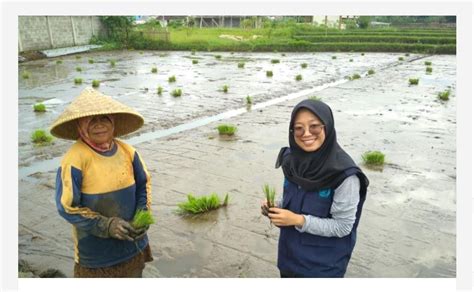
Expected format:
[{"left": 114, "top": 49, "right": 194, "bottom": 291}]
[
  {"left": 438, "top": 89, "right": 450, "bottom": 101},
  {"left": 56, "top": 60, "right": 63, "bottom": 64},
  {"left": 295, "top": 74, "right": 302, "bottom": 81},
  {"left": 157, "top": 86, "right": 163, "bottom": 95},
  {"left": 131, "top": 209, "right": 155, "bottom": 229},
  {"left": 192, "top": 59, "right": 198, "bottom": 64},
  {"left": 332, "top": 56, "right": 337, "bottom": 59},
  {"left": 246, "top": 95, "right": 253, "bottom": 105},
  {"left": 21, "top": 71, "right": 31, "bottom": 79},
  {"left": 368, "top": 69, "right": 375, "bottom": 75},
  {"left": 266, "top": 70, "right": 273, "bottom": 77},
  {"left": 217, "top": 124, "right": 237, "bottom": 135},
  {"left": 362, "top": 151, "right": 385, "bottom": 166},
  {"left": 309, "top": 96, "right": 321, "bottom": 101},
  {"left": 409, "top": 78, "right": 419, "bottom": 85},
  {"left": 177, "top": 193, "right": 228, "bottom": 214},
  {"left": 168, "top": 75, "right": 176, "bottom": 82},
  {"left": 75, "top": 66, "right": 82, "bottom": 72},
  {"left": 31, "top": 129, "right": 53, "bottom": 144},
  {"left": 33, "top": 103, "right": 46, "bottom": 112},
  {"left": 238, "top": 62, "right": 245, "bottom": 68},
  {"left": 171, "top": 88, "right": 182, "bottom": 97},
  {"left": 88, "top": 58, "right": 94, "bottom": 64},
  {"left": 151, "top": 67, "right": 158, "bottom": 73},
  {"left": 92, "top": 80, "right": 100, "bottom": 87},
  {"left": 223, "top": 85, "right": 229, "bottom": 93},
  {"left": 271, "top": 59, "right": 280, "bottom": 64},
  {"left": 110, "top": 60, "right": 116, "bottom": 67},
  {"left": 263, "top": 183, "right": 276, "bottom": 208},
  {"left": 424, "top": 61, "right": 432, "bottom": 66},
  {"left": 426, "top": 66, "right": 433, "bottom": 73},
  {"left": 301, "top": 63, "right": 308, "bottom": 68},
  {"left": 398, "top": 56, "right": 404, "bottom": 61},
  {"left": 351, "top": 73, "right": 361, "bottom": 80}
]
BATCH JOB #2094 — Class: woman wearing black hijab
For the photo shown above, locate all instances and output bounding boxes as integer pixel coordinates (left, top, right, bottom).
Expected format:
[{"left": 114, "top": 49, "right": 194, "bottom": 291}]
[{"left": 263, "top": 99, "right": 369, "bottom": 278}]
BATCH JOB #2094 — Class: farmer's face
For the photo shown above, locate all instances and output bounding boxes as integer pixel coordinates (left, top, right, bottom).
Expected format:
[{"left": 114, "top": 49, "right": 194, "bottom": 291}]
[
  {"left": 88, "top": 115, "right": 114, "bottom": 144},
  {"left": 293, "top": 108, "right": 326, "bottom": 152}
]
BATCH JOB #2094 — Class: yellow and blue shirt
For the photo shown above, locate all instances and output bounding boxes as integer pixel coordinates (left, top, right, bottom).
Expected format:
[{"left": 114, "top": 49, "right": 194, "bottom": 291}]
[{"left": 55, "top": 139, "right": 152, "bottom": 268}]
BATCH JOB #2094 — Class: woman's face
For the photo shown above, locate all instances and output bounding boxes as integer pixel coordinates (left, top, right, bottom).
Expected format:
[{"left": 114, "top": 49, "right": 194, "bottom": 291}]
[
  {"left": 293, "top": 108, "right": 326, "bottom": 152},
  {"left": 87, "top": 115, "right": 114, "bottom": 144}
]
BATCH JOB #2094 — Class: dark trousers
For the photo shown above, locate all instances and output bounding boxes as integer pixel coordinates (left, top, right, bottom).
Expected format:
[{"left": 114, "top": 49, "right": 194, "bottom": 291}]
[{"left": 280, "top": 270, "right": 304, "bottom": 278}]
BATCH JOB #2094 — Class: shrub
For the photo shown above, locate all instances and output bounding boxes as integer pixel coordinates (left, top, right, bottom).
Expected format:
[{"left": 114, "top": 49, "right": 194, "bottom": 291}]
[
  {"left": 425, "top": 61, "right": 432, "bottom": 66},
  {"left": 75, "top": 66, "right": 82, "bottom": 72},
  {"left": 31, "top": 129, "right": 53, "bottom": 144},
  {"left": 151, "top": 67, "right": 158, "bottom": 73},
  {"left": 368, "top": 69, "right": 375, "bottom": 75},
  {"left": 74, "top": 78, "right": 83, "bottom": 85},
  {"left": 409, "top": 78, "right": 419, "bottom": 85},
  {"left": 223, "top": 85, "right": 229, "bottom": 93},
  {"left": 426, "top": 66, "right": 433, "bottom": 73},
  {"left": 88, "top": 58, "right": 94, "bottom": 64},
  {"left": 131, "top": 209, "right": 155, "bottom": 229},
  {"left": 177, "top": 193, "right": 228, "bottom": 214},
  {"left": 92, "top": 80, "right": 100, "bottom": 87},
  {"left": 157, "top": 86, "right": 163, "bottom": 95},
  {"left": 217, "top": 124, "right": 237, "bottom": 135},
  {"left": 301, "top": 63, "right": 308, "bottom": 68},
  {"left": 266, "top": 70, "right": 273, "bottom": 77},
  {"left": 238, "top": 62, "right": 245, "bottom": 68},
  {"left": 438, "top": 90, "right": 450, "bottom": 101},
  {"left": 192, "top": 59, "right": 198, "bottom": 64},
  {"left": 362, "top": 151, "right": 385, "bottom": 166},
  {"left": 271, "top": 59, "right": 280, "bottom": 64},
  {"left": 33, "top": 103, "right": 46, "bottom": 112},
  {"left": 295, "top": 74, "right": 302, "bottom": 81},
  {"left": 168, "top": 75, "right": 176, "bottom": 82},
  {"left": 171, "top": 88, "right": 182, "bottom": 97}
]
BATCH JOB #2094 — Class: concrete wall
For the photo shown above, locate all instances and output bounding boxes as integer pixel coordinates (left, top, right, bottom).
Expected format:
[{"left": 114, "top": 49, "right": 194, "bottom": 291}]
[{"left": 19, "top": 16, "right": 105, "bottom": 52}]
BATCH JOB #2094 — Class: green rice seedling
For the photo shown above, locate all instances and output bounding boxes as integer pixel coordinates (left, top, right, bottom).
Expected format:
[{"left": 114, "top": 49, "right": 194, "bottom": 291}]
[
  {"left": 33, "top": 103, "right": 46, "bottom": 112},
  {"left": 301, "top": 63, "right": 308, "bottom": 68},
  {"left": 351, "top": 73, "right": 361, "bottom": 80},
  {"left": 223, "top": 85, "right": 229, "bottom": 93},
  {"left": 139, "top": 51, "right": 144, "bottom": 54},
  {"left": 281, "top": 53, "right": 286, "bottom": 56},
  {"left": 262, "top": 183, "right": 276, "bottom": 208},
  {"left": 223, "top": 193, "right": 229, "bottom": 206},
  {"left": 88, "top": 58, "right": 94, "bottom": 64},
  {"left": 309, "top": 96, "right": 321, "bottom": 101},
  {"left": 159, "top": 53, "right": 167, "bottom": 57},
  {"left": 168, "top": 75, "right": 176, "bottom": 82},
  {"left": 271, "top": 59, "right": 280, "bottom": 64},
  {"left": 405, "top": 53, "right": 410, "bottom": 57},
  {"left": 368, "top": 69, "right": 375, "bottom": 75},
  {"left": 217, "top": 124, "right": 237, "bottom": 136},
  {"left": 349, "top": 59, "right": 353, "bottom": 62},
  {"left": 398, "top": 57, "right": 404, "bottom": 61},
  {"left": 238, "top": 62, "right": 245, "bottom": 68},
  {"left": 157, "top": 86, "right": 163, "bottom": 95},
  {"left": 192, "top": 59, "right": 198, "bottom": 64},
  {"left": 332, "top": 56, "right": 337, "bottom": 59},
  {"left": 191, "top": 49, "right": 196, "bottom": 55},
  {"left": 92, "top": 80, "right": 100, "bottom": 88},
  {"left": 361, "top": 53, "right": 365, "bottom": 56},
  {"left": 75, "top": 55, "right": 81, "bottom": 59},
  {"left": 426, "top": 67, "right": 433, "bottom": 73},
  {"left": 56, "top": 60, "right": 63, "bottom": 64},
  {"left": 424, "top": 61, "right": 432, "bottom": 66},
  {"left": 295, "top": 74, "right": 302, "bottom": 81},
  {"left": 31, "top": 129, "right": 53, "bottom": 144},
  {"left": 110, "top": 60, "right": 116, "bottom": 67},
  {"left": 438, "top": 90, "right": 450, "bottom": 101},
  {"left": 362, "top": 151, "right": 385, "bottom": 166},
  {"left": 21, "top": 71, "right": 31, "bottom": 79},
  {"left": 151, "top": 67, "right": 158, "bottom": 73},
  {"left": 171, "top": 88, "right": 182, "bottom": 97},
  {"left": 409, "top": 78, "right": 419, "bottom": 85},
  {"left": 266, "top": 70, "right": 273, "bottom": 77},
  {"left": 246, "top": 95, "right": 252, "bottom": 105},
  {"left": 177, "top": 193, "right": 222, "bottom": 214},
  {"left": 215, "top": 54, "right": 222, "bottom": 59},
  {"left": 131, "top": 209, "right": 155, "bottom": 229},
  {"left": 74, "top": 78, "right": 83, "bottom": 85},
  {"left": 75, "top": 66, "right": 82, "bottom": 72}
]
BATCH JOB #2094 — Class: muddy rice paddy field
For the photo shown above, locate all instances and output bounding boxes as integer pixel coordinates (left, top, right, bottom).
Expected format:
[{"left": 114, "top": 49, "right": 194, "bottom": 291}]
[{"left": 18, "top": 50, "right": 456, "bottom": 277}]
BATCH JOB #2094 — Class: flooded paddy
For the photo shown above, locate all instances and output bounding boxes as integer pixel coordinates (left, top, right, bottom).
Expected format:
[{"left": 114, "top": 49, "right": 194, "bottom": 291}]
[{"left": 18, "top": 51, "right": 456, "bottom": 277}]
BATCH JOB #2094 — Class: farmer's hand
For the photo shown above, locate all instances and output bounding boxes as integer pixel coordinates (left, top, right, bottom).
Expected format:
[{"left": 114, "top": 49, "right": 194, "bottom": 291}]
[
  {"left": 131, "top": 225, "right": 149, "bottom": 241},
  {"left": 108, "top": 217, "right": 136, "bottom": 241},
  {"left": 268, "top": 208, "right": 305, "bottom": 228}
]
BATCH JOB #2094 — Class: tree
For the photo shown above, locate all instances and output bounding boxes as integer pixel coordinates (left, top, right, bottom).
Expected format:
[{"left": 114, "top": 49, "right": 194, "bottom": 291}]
[
  {"left": 357, "top": 16, "right": 371, "bottom": 29},
  {"left": 99, "top": 16, "right": 135, "bottom": 45}
]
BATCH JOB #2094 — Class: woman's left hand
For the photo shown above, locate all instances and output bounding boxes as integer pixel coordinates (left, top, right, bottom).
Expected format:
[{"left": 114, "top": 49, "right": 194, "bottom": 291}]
[{"left": 268, "top": 208, "right": 305, "bottom": 227}]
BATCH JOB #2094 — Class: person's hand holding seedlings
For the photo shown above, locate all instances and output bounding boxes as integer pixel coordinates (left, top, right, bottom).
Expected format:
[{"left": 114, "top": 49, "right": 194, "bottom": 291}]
[
  {"left": 268, "top": 208, "right": 305, "bottom": 227},
  {"left": 108, "top": 217, "right": 137, "bottom": 241}
]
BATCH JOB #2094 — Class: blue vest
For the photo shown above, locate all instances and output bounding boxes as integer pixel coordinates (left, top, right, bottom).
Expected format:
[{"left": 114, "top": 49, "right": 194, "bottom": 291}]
[{"left": 277, "top": 169, "right": 367, "bottom": 277}]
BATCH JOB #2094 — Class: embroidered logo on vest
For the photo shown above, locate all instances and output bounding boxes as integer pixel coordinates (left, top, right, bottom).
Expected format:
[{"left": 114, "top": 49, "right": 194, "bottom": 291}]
[{"left": 319, "top": 189, "right": 331, "bottom": 198}]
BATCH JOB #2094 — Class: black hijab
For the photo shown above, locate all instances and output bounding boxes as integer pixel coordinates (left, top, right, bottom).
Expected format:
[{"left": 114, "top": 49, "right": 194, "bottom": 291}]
[{"left": 276, "top": 99, "right": 369, "bottom": 191}]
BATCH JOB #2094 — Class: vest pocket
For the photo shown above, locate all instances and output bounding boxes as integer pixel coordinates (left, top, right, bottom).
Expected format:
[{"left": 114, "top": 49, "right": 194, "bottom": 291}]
[{"left": 300, "top": 232, "right": 335, "bottom": 247}]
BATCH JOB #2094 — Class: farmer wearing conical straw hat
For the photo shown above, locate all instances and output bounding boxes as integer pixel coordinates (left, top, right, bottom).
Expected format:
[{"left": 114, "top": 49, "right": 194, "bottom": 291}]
[{"left": 52, "top": 87, "right": 153, "bottom": 277}]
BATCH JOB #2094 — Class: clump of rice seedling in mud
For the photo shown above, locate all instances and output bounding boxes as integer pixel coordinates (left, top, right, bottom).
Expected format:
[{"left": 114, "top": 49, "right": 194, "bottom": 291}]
[
  {"left": 362, "top": 151, "right": 385, "bottom": 167},
  {"left": 245, "top": 95, "right": 253, "bottom": 105},
  {"left": 368, "top": 69, "right": 375, "bottom": 75},
  {"left": 349, "top": 59, "right": 353, "bottom": 62},
  {"left": 361, "top": 53, "right": 365, "bottom": 56},
  {"left": 281, "top": 53, "right": 286, "bottom": 56},
  {"left": 56, "top": 60, "right": 63, "bottom": 64},
  {"left": 110, "top": 60, "right": 116, "bottom": 67},
  {"left": 33, "top": 103, "right": 46, "bottom": 112},
  {"left": 92, "top": 80, "right": 100, "bottom": 87},
  {"left": 191, "top": 49, "right": 196, "bottom": 55},
  {"left": 74, "top": 77, "right": 83, "bottom": 85},
  {"left": 409, "top": 78, "right": 419, "bottom": 85},
  {"left": 21, "top": 71, "right": 31, "bottom": 79},
  {"left": 131, "top": 209, "right": 155, "bottom": 229},
  {"left": 438, "top": 90, "right": 450, "bottom": 101},
  {"left": 309, "top": 96, "right": 321, "bottom": 101},
  {"left": 261, "top": 183, "right": 276, "bottom": 217},
  {"left": 295, "top": 74, "right": 302, "bottom": 81},
  {"left": 177, "top": 193, "right": 229, "bottom": 214},
  {"left": 271, "top": 59, "right": 280, "bottom": 64},
  {"left": 75, "top": 66, "right": 82, "bottom": 72},
  {"left": 351, "top": 73, "right": 361, "bottom": 80},
  {"left": 157, "top": 86, "right": 163, "bottom": 95},
  {"left": 192, "top": 59, "right": 198, "bottom": 64},
  {"left": 301, "top": 63, "right": 308, "bottom": 68},
  {"left": 405, "top": 53, "right": 410, "bottom": 57},
  {"left": 217, "top": 124, "right": 237, "bottom": 136},
  {"left": 398, "top": 57, "right": 404, "bottom": 61},
  {"left": 75, "top": 55, "right": 81, "bottom": 59},
  {"left": 88, "top": 58, "right": 94, "bottom": 64},
  {"left": 238, "top": 62, "right": 245, "bottom": 68},
  {"left": 139, "top": 51, "right": 144, "bottom": 55},
  {"left": 426, "top": 67, "right": 433, "bottom": 74},
  {"left": 171, "top": 88, "right": 182, "bottom": 97},
  {"left": 31, "top": 129, "right": 53, "bottom": 145},
  {"left": 215, "top": 54, "right": 222, "bottom": 59},
  {"left": 151, "top": 67, "right": 158, "bottom": 73},
  {"left": 168, "top": 75, "right": 176, "bottom": 82},
  {"left": 266, "top": 70, "right": 273, "bottom": 77},
  {"left": 332, "top": 56, "right": 337, "bottom": 60},
  {"left": 424, "top": 61, "right": 432, "bottom": 66},
  {"left": 222, "top": 85, "right": 229, "bottom": 93}
]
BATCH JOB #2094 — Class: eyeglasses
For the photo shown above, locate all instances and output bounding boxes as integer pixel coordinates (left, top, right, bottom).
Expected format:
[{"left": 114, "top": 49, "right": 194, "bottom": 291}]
[{"left": 291, "top": 124, "right": 325, "bottom": 137}]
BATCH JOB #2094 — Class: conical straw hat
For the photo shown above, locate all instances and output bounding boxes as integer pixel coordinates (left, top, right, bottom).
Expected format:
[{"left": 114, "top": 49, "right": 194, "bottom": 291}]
[{"left": 50, "top": 87, "right": 144, "bottom": 140}]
